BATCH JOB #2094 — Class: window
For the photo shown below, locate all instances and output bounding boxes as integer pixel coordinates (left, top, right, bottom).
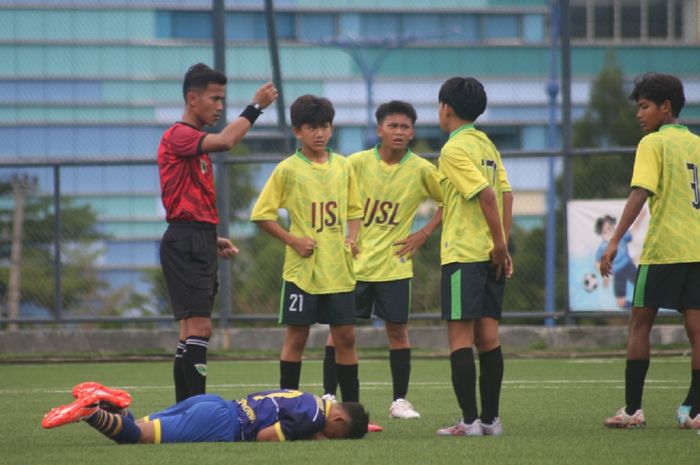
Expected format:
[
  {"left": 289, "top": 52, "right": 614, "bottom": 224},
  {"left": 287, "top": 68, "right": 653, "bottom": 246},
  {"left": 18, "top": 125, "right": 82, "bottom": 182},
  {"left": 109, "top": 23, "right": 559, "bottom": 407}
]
[
  {"left": 360, "top": 14, "right": 399, "bottom": 38},
  {"left": 402, "top": 14, "right": 439, "bottom": 38},
  {"left": 228, "top": 12, "right": 265, "bottom": 40},
  {"left": 648, "top": 0, "right": 668, "bottom": 38},
  {"left": 483, "top": 15, "right": 519, "bottom": 40},
  {"left": 298, "top": 14, "right": 336, "bottom": 40},
  {"left": 593, "top": 5, "right": 613, "bottom": 38},
  {"left": 570, "top": 6, "right": 587, "bottom": 38},
  {"left": 621, "top": 5, "right": 641, "bottom": 38},
  {"left": 171, "top": 11, "right": 211, "bottom": 39},
  {"left": 442, "top": 15, "right": 479, "bottom": 42}
]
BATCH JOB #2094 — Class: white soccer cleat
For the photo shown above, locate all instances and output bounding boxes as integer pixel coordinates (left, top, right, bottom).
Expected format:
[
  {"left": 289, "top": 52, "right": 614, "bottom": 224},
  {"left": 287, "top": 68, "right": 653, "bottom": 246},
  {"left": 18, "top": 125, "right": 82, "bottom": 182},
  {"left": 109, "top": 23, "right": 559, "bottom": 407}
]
[
  {"left": 604, "top": 407, "right": 646, "bottom": 428},
  {"left": 481, "top": 417, "right": 504, "bottom": 436},
  {"left": 677, "top": 405, "right": 691, "bottom": 427},
  {"left": 321, "top": 393, "right": 337, "bottom": 404},
  {"left": 436, "top": 419, "right": 483, "bottom": 436},
  {"left": 389, "top": 399, "right": 421, "bottom": 419},
  {"left": 683, "top": 413, "right": 700, "bottom": 430}
]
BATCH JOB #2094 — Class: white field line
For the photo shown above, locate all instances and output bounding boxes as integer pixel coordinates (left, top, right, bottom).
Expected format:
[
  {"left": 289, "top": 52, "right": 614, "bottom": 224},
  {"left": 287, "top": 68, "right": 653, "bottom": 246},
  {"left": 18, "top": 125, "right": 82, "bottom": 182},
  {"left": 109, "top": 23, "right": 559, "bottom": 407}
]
[{"left": 2, "top": 379, "right": 686, "bottom": 396}]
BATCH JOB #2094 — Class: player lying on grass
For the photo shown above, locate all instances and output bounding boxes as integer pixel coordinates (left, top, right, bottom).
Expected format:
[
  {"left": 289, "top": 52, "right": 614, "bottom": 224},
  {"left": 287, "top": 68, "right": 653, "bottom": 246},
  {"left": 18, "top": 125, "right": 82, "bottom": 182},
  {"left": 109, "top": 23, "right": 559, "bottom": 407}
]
[{"left": 42, "top": 382, "right": 369, "bottom": 443}]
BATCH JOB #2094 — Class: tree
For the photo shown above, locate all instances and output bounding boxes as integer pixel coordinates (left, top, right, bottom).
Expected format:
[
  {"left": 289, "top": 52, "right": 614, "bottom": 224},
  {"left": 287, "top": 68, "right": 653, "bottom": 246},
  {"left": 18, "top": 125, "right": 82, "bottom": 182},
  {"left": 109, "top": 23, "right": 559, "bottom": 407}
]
[{"left": 0, "top": 175, "right": 106, "bottom": 320}]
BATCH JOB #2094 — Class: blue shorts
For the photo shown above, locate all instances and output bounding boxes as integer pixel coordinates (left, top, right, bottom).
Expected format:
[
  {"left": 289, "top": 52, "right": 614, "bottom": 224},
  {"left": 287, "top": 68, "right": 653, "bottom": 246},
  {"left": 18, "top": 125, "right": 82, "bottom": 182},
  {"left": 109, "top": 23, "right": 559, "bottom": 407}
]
[{"left": 144, "top": 394, "right": 241, "bottom": 443}]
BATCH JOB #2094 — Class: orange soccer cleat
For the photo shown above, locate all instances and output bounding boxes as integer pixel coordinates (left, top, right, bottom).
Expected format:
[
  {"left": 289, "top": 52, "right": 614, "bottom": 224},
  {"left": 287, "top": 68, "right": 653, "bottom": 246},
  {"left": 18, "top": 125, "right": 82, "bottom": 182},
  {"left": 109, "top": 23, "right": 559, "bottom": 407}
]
[
  {"left": 71, "top": 381, "right": 132, "bottom": 412},
  {"left": 42, "top": 394, "right": 99, "bottom": 429}
]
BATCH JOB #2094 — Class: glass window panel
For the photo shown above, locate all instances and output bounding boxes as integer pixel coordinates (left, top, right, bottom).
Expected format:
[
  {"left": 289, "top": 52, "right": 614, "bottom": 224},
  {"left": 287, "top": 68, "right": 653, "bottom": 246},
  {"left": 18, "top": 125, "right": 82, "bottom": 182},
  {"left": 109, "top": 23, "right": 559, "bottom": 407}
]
[
  {"left": 442, "top": 15, "right": 479, "bottom": 42},
  {"left": 171, "top": 11, "right": 211, "bottom": 39},
  {"left": 621, "top": 5, "right": 641, "bottom": 38},
  {"left": 674, "top": 2, "right": 683, "bottom": 39},
  {"left": 227, "top": 12, "right": 266, "bottom": 40},
  {"left": 402, "top": 14, "right": 440, "bottom": 38},
  {"left": 275, "top": 13, "right": 295, "bottom": 39},
  {"left": 570, "top": 6, "right": 587, "bottom": 38},
  {"left": 594, "top": 6, "right": 613, "bottom": 38},
  {"left": 359, "top": 14, "right": 399, "bottom": 38},
  {"left": 522, "top": 14, "right": 545, "bottom": 42},
  {"left": 648, "top": 1, "right": 668, "bottom": 38},
  {"left": 483, "top": 15, "right": 518, "bottom": 40},
  {"left": 298, "top": 14, "right": 336, "bottom": 40}
]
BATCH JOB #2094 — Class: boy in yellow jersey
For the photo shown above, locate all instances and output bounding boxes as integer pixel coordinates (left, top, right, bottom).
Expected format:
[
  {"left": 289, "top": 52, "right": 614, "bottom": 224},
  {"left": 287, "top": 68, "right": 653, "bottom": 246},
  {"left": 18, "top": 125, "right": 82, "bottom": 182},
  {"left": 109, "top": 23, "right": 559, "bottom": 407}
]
[
  {"left": 251, "top": 95, "right": 364, "bottom": 404},
  {"left": 321, "top": 101, "right": 443, "bottom": 420},
  {"left": 601, "top": 73, "right": 700, "bottom": 430},
  {"left": 435, "top": 77, "right": 513, "bottom": 437}
]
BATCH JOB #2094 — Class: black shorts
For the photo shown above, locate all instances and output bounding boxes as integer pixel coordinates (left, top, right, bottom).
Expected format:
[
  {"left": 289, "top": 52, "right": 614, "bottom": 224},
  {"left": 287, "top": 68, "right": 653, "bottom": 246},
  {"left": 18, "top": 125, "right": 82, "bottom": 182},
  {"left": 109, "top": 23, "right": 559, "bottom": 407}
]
[
  {"left": 356, "top": 279, "right": 411, "bottom": 324},
  {"left": 279, "top": 281, "right": 356, "bottom": 326},
  {"left": 632, "top": 263, "right": 700, "bottom": 311},
  {"left": 441, "top": 261, "right": 505, "bottom": 321},
  {"left": 160, "top": 222, "right": 219, "bottom": 321}
]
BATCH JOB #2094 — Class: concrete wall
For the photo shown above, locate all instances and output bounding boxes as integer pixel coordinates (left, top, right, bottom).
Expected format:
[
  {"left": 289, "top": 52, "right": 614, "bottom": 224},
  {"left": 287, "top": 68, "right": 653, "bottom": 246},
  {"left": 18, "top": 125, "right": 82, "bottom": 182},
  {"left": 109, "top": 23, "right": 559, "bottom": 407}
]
[{"left": 0, "top": 325, "right": 689, "bottom": 356}]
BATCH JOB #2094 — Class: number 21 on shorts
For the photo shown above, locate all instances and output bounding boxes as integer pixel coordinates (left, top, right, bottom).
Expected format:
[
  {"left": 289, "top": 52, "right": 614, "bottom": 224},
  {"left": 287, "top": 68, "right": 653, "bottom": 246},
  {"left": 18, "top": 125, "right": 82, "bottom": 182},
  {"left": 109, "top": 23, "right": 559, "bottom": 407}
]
[{"left": 289, "top": 294, "right": 304, "bottom": 312}]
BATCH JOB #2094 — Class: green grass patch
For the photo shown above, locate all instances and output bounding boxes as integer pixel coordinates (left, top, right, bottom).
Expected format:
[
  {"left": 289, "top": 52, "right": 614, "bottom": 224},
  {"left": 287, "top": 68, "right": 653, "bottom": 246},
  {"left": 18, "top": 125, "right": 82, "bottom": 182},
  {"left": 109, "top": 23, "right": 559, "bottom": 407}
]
[{"left": 1, "top": 357, "right": 697, "bottom": 465}]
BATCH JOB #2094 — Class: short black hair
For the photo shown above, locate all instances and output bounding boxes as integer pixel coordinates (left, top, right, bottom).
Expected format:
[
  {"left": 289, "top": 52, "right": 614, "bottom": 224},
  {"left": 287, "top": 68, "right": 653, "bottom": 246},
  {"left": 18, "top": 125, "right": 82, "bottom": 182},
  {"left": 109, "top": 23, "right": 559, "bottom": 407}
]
[
  {"left": 338, "top": 402, "right": 369, "bottom": 439},
  {"left": 629, "top": 72, "right": 685, "bottom": 117},
  {"left": 594, "top": 215, "right": 616, "bottom": 235},
  {"left": 438, "top": 77, "right": 487, "bottom": 122},
  {"left": 290, "top": 95, "right": 335, "bottom": 129},
  {"left": 182, "top": 63, "right": 227, "bottom": 102},
  {"left": 375, "top": 100, "right": 417, "bottom": 125}
]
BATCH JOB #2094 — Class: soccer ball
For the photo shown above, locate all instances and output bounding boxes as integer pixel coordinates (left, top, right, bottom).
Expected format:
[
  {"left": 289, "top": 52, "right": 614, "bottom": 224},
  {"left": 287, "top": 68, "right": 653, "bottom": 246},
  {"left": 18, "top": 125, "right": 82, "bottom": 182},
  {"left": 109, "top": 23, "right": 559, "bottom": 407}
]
[{"left": 582, "top": 272, "right": 598, "bottom": 293}]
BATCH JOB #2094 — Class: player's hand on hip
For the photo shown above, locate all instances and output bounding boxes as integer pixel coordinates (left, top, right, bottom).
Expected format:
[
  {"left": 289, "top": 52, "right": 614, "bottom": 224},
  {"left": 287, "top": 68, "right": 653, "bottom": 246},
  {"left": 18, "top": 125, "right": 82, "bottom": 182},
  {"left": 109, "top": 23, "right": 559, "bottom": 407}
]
[
  {"left": 393, "top": 229, "right": 428, "bottom": 260},
  {"left": 217, "top": 237, "right": 239, "bottom": 259},
  {"left": 252, "top": 82, "right": 279, "bottom": 109},
  {"left": 291, "top": 236, "right": 316, "bottom": 257}
]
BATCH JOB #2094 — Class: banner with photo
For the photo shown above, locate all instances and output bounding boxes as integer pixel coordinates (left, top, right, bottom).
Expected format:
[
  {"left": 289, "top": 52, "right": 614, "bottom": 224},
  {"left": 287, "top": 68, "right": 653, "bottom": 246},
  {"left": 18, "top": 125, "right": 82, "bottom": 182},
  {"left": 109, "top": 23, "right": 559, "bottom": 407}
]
[{"left": 567, "top": 200, "right": 649, "bottom": 312}]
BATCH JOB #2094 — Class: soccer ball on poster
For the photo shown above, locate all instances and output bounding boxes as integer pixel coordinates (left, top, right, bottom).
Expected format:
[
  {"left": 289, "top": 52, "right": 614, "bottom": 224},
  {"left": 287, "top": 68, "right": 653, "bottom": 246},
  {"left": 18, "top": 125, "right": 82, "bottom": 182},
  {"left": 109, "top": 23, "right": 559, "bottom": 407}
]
[{"left": 582, "top": 272, "right": 598, "bottom": 293}]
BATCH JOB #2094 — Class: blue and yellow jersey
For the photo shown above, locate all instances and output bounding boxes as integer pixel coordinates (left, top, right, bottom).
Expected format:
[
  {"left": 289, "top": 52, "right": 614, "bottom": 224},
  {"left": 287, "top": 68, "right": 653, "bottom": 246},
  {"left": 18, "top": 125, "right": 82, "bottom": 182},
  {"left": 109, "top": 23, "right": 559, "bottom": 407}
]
[
  {"left": 631, "top": 124, "right": 700, "bottom": 264},
  {"left": 251, "top": 149, "right": 363, "bottom": 294},
  {"left": 235, "top": 389, "right": 330, "bottom": 441}
]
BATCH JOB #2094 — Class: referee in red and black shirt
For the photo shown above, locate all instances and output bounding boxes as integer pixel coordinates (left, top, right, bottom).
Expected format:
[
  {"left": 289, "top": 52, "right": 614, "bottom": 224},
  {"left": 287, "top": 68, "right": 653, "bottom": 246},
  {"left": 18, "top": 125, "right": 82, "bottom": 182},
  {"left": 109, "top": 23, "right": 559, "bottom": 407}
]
[{"left": 158, "top": 63, "right": 278, "bottom": 402}]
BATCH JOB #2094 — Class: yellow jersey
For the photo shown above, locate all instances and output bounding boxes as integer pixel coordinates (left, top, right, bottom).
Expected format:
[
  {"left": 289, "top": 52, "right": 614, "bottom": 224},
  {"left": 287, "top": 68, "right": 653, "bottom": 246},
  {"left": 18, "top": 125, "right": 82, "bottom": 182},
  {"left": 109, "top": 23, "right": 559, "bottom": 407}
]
[
  {"left": 250, "top": 149, "right": 363, "bottom": 293},
  {"left": 350, "top": 146, "right": 443, "bottom": 281},
  {"left": 631, "top": 124, "right": 700, "bottom": 264},
  {"left": 439, "top": 124, "right": 511, "bottom": 265}
]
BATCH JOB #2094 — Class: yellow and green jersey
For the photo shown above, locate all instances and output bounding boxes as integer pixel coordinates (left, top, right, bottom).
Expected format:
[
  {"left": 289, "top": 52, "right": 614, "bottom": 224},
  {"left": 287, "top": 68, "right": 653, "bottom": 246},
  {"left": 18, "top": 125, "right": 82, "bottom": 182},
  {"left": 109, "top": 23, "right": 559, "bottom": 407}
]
[
  {"left": 438, "top": 124, "right": 511, "bottom": 265},
  {"left": 350, "top": 146, "right": 443, "bottom": 281},
  {"left": 631, "top": 124, "right": 700, "bottom": 264},
  {"left": 250, "top": 149, "right": 363, "bottom": 294}
]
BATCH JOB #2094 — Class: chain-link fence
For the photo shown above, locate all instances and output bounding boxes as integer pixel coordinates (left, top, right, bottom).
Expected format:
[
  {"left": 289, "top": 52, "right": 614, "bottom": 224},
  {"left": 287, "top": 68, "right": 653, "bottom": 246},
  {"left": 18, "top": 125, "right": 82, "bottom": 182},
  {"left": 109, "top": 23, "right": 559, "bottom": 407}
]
[{"left": 1, "top": 0, "right": 698, "bottom": 327}]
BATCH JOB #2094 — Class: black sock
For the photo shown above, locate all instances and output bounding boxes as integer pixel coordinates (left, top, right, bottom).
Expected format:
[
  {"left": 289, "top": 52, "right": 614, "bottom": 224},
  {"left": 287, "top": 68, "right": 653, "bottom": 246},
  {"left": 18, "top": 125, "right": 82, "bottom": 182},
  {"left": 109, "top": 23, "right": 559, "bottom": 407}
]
[
  {"left": 689, "top": 370, "right": 700, "bottom": 418},
  {"left": 450, "top": 348, "right": 478, "bottom": 423},
  {"left": 390, "top": 348, "right": 411, "bottom": 400},
  {"left": 183, "top": 336, "right": 209, "bottom": 398},
  {"left": 323, "top": 346, "right": 338, "bottom": 396},
  {"left": 86, "top": 410, "right": 141, "bottom": 444},
  {"left": 336, "top": 363, "right": 360, "bottom": 402},
  {"left": 625, "top": 359, "right": 650, "bottom": 415},
  {"left": 280, "top": 360, "right": 302, "bottom": 389},
  {"left": 683, "top": 379, "right": 695, "bottom": 407},
  {"left": 173, "top": 340, "right": 187, "bottom": 403},
  {"left": 478, "top": 346, "right": 504, "bottom": 424}
]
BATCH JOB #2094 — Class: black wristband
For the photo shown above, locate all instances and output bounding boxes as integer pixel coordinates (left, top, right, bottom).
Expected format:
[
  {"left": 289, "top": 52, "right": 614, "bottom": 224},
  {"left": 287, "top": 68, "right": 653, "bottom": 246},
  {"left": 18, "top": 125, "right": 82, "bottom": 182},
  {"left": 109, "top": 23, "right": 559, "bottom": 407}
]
[{"left": 239, "top": 104, "right": 262, "bottom": 125}]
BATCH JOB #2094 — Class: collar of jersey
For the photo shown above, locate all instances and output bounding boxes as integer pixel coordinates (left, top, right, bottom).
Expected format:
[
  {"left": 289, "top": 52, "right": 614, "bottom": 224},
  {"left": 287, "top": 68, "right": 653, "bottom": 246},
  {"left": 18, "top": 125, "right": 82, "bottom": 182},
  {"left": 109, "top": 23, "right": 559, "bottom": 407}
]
[
  {"left": 449, "top": 123, "right": 475, "bottom": 139},
  {"left": 295, "top": 148, "right": 334, "bottom": 165},
  {"left": 659, "top": 124, "right": 687, "bottom": 132},
  {"left": 373, "top": 144, "right": 413, "bottom": 165},
  {"left": 176, "top": 121, "right": 202, "bottom": 131}
]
